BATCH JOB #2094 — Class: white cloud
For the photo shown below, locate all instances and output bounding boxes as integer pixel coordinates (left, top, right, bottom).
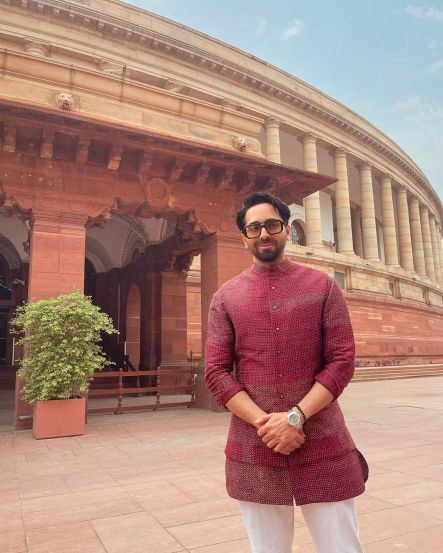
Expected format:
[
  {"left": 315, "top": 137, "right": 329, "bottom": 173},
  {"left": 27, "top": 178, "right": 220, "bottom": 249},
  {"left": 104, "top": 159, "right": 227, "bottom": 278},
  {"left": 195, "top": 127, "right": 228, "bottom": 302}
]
[
  {"left": 406, "top": 6, "right": 443, "bottom": 22},
  {"left": 427, "top": 39, "right": 440, "bottom": 48},
  {"left": 391, "top": 97, "right": 443, "bottom": 193},
  {"left": 428, "top": 58, "right": 443, "bottom": 72},
  {"left": 392, "top": 96, "right": 443, "bottom": 121},
  {"left": 281, "top": 19, "right": 304, "bottom": 40},
  {"left": 255, "top": 17, "right": 267, "bottom": 36}
]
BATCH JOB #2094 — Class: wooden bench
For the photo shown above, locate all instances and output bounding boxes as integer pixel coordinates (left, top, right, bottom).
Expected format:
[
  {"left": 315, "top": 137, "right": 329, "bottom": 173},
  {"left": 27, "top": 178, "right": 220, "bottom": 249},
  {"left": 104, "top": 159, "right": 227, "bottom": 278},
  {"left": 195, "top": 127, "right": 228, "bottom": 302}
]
[{"left": 87, "top": 366, "right": 196, "bottom": 415}]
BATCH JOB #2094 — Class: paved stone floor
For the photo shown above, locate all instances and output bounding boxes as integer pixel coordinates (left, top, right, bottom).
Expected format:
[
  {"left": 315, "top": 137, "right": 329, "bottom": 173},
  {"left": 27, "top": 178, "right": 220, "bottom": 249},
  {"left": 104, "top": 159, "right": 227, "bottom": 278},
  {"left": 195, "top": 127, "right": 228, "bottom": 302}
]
[{"left": 1, "top": 376, "right": 443, "bottom": 552}]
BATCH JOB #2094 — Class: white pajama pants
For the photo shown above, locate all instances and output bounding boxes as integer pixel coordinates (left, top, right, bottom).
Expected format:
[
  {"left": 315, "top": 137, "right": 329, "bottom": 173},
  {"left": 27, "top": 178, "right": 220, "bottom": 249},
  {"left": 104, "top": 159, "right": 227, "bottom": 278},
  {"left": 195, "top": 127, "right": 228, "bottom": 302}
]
[{"left": 240, "top": 498, "right": 364, "bottom": 553}]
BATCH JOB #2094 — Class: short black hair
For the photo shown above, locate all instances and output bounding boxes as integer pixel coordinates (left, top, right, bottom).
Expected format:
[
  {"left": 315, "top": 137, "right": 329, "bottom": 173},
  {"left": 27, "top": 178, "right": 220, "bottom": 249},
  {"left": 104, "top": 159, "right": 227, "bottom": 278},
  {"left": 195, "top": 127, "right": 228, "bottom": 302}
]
[{"left": 235, "top": 191, "right": 290, "bottom": 231}]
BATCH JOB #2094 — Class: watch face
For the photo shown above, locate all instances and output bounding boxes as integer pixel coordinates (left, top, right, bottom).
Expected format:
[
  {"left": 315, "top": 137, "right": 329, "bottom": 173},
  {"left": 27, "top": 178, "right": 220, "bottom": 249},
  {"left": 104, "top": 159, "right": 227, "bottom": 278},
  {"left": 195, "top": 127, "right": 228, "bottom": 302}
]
[{"left": 288, "top": 410, "right": 301, "bottom": 427}]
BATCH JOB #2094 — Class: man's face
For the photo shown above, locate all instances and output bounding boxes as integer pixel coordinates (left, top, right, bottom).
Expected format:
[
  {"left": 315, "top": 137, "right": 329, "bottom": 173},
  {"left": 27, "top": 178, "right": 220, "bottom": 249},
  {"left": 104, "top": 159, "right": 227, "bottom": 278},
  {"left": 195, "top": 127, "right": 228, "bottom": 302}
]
[{"left": 241, "top": 203, "right": 289, "bottom": 265}]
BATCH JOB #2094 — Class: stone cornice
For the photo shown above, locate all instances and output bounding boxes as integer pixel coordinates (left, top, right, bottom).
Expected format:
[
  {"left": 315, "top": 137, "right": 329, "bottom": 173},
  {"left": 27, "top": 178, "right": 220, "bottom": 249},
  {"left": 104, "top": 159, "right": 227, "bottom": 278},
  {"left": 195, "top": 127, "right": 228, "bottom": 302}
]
[{"left": 1, "top": 0, "right": 442, "bottom": 218}]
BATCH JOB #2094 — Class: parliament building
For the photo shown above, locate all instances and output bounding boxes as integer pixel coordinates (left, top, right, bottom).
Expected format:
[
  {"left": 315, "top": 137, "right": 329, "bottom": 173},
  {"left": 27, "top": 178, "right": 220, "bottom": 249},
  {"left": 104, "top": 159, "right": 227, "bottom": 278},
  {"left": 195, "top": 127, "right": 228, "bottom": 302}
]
[{"left": 0, "top": 0, "right": 442, "bottom": 423}]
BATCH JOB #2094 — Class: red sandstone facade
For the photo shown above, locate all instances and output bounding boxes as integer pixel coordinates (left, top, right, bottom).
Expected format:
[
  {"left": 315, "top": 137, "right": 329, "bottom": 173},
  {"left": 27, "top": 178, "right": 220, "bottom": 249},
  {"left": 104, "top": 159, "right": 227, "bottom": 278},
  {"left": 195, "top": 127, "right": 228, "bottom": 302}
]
[{"left": 0, "top": 1, "right": 442, "bottom": 427}]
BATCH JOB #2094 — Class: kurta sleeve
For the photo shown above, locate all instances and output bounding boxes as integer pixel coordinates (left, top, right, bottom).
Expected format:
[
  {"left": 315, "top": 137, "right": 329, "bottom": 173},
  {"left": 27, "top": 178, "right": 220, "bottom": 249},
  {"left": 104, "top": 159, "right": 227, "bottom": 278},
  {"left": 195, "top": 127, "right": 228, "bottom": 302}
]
[
  {"left": 315, "top": 278, "right": 355, "bottom": 399},
  {"left": 205, "top": 290, "right": 245, "bottom": 406}
]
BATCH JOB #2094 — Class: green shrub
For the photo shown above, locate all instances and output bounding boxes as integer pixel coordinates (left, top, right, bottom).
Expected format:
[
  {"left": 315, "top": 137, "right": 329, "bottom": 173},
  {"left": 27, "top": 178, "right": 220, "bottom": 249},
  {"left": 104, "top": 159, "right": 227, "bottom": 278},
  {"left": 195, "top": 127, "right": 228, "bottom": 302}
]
[{"left": 11, "top": 291, "right": 118, "bottom": 403}]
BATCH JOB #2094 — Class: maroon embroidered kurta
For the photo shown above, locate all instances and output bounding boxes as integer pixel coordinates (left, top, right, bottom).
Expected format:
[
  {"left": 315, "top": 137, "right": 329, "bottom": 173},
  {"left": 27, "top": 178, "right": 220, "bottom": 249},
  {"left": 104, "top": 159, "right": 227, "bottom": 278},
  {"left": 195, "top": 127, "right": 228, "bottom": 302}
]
[{"left": 205, "top": 259, "right": 368, "bottom": 505}]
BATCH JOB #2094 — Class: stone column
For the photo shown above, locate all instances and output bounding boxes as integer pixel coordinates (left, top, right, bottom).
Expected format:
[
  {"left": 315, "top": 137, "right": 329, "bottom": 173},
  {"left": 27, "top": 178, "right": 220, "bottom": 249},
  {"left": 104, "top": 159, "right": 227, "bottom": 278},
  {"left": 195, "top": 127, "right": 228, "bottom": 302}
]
[
  {"left": 28, "top": 210, "right": 87, "bottom": 302},
  {"left": 419, "top": 205, "right": 436, "bottom": 281},
  {"left": 17, "top": 210, "right": 87, "bottom": 430},
  {"left": 333, "top": 149, "right": 354, "bottom": 254},
  {"left": 197, "top": 232, "right": 250, "bottom": 410},
  {"left": 159, "top": 271, "right": 188, "bottom": 365},
  {"left": 429, "top": 215, "right": 442, "bottom": 283},
  {"left": 359, "top": 163, "right": 379, "bottom": 261},
  {"left": 351, "top": 208, "right": 363, "bottom": 257},
  {"left": 438, "top": 224, "right": 443, "bottom": 281},
  {"left": 302, "top": 134, "right": 323, "bottom": 248},
  {"left": 380, "top": 176, "right": 399, "bottom": 266},
  {"left": 396, "top": 187, "right": 414, "bottom": 271},
  {"left": 264, "top": 117, "right": 281, "bottom": 163},
  {"left": 408, "top": 196, "right": 426, "bottom": 277}
]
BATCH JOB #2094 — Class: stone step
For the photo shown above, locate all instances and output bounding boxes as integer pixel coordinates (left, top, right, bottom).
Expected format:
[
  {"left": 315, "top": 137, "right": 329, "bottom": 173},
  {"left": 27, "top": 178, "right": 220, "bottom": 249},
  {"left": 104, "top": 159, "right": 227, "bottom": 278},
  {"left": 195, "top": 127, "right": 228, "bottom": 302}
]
[
  {"left": 353, "top": 364, "right": 443, "bottom": 382},
  {"left": 355, "top": 365, "right": 443, "bottom": 375}
]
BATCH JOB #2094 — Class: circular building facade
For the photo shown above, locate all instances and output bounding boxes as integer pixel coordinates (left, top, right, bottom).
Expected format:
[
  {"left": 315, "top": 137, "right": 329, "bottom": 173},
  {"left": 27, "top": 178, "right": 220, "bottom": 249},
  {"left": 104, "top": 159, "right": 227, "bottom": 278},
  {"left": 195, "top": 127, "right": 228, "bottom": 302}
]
[{"left": 0, "top": 0, "right": 442, "bottom": 412}]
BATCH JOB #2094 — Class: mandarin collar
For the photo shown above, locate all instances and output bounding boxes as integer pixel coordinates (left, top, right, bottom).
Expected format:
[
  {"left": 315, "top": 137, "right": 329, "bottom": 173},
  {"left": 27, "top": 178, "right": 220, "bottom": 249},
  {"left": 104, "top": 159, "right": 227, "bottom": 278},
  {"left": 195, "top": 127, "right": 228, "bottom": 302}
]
[{"left": 249, "top": 258, "right": 293, "bottom": 275}]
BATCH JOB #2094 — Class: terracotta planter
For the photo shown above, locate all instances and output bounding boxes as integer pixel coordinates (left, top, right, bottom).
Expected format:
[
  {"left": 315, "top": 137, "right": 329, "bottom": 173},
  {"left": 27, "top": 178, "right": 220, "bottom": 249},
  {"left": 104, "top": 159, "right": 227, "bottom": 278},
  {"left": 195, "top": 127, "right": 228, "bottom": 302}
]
[{"left": 33, "top": 397, "right": 86, "bottom": 439}]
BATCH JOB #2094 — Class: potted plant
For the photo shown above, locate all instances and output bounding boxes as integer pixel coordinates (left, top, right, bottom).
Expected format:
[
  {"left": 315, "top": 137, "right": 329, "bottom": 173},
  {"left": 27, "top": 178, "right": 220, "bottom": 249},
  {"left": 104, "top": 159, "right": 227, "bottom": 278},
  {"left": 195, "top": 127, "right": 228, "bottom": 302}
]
[{"left": 11, "top": 291, "right": 117, "bottom": 439}]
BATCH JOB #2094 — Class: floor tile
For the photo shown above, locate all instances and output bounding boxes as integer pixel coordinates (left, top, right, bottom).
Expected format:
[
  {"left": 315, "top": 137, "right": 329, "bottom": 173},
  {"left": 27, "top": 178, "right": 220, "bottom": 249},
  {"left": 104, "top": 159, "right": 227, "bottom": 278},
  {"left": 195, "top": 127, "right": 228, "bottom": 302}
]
[
  {"left": 188, "top": 538, "right": 250, "bottom": 553},
  {"left": 368, "top": 480, "right": 443, "bottom": 506},
  {"left": 152, "top": 496, "right": 241, "bottom": 527},
  {"left": 92, "top": 511, "right": 184, "bottom": 553},
  {"left": 19, "top": 474, "right": 70, "bottom": 499},
  {"left": 26, "top": 521, "right": 106, "bottom": 553},
  {"left": 22, "top": 487, "right": 143, "bottom": 529},
  {"left": 0, "top": 377, "right": 443, "bottom": 553},
  {"left": 359, "top": 506, "right": 441, "bottom": 543},
  {"left": 167, "top": 514, "right": 248, "bottom": 549},
  {"left": 364, "top": 524, "right": 443, "bottom": 552},
  {"left": 0, "top": 530, "right": 27, "bottom": 553},
  {"left": 403, "top": 497, "right": 443, "bottom": 520}
]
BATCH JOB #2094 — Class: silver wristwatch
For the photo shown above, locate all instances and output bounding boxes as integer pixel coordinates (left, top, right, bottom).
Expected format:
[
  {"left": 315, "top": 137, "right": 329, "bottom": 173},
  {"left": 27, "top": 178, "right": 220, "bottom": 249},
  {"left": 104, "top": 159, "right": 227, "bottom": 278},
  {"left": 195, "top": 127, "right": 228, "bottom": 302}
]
[{"left": 287, "top": 408, "right": 303, "bottom": 429}]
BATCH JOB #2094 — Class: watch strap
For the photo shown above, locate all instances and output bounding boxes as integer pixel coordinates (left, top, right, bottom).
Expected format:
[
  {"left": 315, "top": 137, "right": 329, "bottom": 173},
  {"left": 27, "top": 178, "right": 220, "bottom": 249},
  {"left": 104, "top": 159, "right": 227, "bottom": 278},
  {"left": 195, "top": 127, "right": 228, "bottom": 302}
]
[{"left": 292, "top": 403, "right": 307, "bottom": 423}]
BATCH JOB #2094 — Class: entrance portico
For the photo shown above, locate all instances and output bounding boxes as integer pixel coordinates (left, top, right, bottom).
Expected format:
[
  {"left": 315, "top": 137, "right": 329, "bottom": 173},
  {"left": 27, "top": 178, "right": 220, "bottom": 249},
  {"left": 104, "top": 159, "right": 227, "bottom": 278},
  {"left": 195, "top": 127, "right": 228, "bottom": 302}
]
[{"left": 0, "top": 102, "right": 334, "bottom": 429}]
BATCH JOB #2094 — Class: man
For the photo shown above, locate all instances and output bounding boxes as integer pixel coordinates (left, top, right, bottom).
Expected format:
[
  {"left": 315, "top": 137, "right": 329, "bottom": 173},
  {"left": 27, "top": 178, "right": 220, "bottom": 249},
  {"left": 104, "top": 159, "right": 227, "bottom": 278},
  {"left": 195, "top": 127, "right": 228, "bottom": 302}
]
[{"left": 205, "top": 192, "right": 368, "bottom": 553}]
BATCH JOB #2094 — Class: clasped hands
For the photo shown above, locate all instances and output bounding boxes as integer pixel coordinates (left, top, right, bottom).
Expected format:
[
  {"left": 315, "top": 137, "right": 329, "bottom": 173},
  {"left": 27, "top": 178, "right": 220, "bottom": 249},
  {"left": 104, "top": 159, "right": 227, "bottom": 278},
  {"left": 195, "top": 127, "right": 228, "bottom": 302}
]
[{"left": 255, "top": 412, "right": 305, "bottom": 455}]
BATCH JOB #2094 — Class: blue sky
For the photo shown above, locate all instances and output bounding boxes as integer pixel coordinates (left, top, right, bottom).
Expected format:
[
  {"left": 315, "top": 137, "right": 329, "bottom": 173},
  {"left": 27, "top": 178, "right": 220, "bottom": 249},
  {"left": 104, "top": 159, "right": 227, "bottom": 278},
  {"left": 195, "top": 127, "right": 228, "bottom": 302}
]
[{"left": 128, "top": 1, "right": 443, "bottom": 201}]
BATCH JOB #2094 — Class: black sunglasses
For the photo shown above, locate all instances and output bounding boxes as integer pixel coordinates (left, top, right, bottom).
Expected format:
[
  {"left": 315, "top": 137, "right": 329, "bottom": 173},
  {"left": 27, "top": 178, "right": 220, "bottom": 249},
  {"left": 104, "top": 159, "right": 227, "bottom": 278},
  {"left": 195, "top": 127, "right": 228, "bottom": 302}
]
[{"left": 243, "top": 219, "right": 286, "bottom": 239}]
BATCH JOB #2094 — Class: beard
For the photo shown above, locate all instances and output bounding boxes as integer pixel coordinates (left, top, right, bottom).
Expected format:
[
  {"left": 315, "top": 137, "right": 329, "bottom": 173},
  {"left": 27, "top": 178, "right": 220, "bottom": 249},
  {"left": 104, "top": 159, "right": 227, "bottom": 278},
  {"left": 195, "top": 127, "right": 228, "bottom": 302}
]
[{"left": 251, "top": 239, "right": 286, "bottom": 263}]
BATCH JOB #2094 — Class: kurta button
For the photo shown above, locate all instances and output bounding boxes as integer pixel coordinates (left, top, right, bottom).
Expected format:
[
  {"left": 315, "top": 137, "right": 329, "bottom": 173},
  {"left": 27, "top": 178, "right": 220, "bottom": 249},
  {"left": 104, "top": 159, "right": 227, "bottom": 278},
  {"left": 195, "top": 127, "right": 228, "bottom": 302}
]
[
  {"left": 273, "top": 305, "right": 277, "bottom": 310},
  {"left": 280, "top": 395, "right": 284, "bottom": 399},
  {"left": 276, "top": 327, "right": 280, "bottom": 331},
  {"left": 279, "top": 373, "right": 283, "bottom": 377},
  {"left": 271, "top": 286, "right": 276, "bottom": 290}
]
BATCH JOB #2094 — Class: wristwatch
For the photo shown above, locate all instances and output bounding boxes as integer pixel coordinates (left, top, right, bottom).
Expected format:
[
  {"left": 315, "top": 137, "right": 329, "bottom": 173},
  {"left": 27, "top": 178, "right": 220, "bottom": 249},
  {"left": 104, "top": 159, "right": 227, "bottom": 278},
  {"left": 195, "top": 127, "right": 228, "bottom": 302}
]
[{"left": 287, "top": 408, "right": 303, "bottom": 429}]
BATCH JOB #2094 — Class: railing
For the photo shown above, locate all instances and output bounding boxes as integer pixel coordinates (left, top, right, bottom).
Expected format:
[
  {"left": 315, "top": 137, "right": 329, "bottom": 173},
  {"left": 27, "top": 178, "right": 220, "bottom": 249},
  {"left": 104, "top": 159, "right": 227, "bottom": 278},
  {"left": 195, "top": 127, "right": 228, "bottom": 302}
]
[
  {"left": 188, "top": 350, "right": 202, "bottom": 369},
  {"left": 87, "top": 365, "right": 196, "bottom": 415}
]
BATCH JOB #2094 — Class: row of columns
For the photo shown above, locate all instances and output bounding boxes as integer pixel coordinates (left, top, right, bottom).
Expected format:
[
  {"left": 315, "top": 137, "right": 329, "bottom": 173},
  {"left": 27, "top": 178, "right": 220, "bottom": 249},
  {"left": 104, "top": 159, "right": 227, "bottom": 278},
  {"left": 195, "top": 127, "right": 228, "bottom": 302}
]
[{"left": 264, "top": 117, "right": 443, "bottom": 285}]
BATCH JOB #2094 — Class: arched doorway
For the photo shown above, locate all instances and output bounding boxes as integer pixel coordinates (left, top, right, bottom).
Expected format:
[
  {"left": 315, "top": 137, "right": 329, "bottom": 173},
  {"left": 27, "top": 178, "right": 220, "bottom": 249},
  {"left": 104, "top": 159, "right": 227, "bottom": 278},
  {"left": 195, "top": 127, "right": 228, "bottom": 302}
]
[
  {"left": 126, "top": 284, "right": 141, "bottom": 368},
  {"left": 0, "top": 254, "right": 12, "bottom": 365},
  {"left": 290, "top": 220, "right": 306, "bottom": 246}
]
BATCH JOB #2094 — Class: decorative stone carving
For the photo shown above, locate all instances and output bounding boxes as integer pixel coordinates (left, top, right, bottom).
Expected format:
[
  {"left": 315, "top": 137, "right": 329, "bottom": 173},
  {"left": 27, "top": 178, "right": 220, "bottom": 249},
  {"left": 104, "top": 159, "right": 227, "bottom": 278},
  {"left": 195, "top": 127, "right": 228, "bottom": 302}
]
[
  {"left": 98, "top": 59, "right": 124, "bottom": 77},
  {"left": 168, "top": 158, "right": 185, "bottom": 184},
  {"left": 163, "top": 80, "right": 184, "bottom": 93},
  {"left": 55, "top": 92, "right": 75, "bottom": 111},
  {"left": 194, "top": 162, "right": 210, "bottom": 187},
  {"left": 123, "top": 232, "right": 145, "bottom": 267},
  {"left": 40, "top": 129, "right": 55, "bottom": 159},
  {"left": 23, "top": 39, "right": 50, "bottom": 57},
  {"left": 2, "top": 195, "right": 33, "bottom": 221},
  {"left": 2, "top": 125, "right": 16, "bottom": 153},
  {"left": 164, "top": 250, "right": 200, "bottom": 273},
  {"left": 107, "top": 144, "right": 122, "bottom": 171},
  {"left": 241, "top": 170, "right": 256, "bottom": 192},
  {"left": 217, "top": 168, "right": 234, "bottom": 191},
  {"left": 144, "top": 177, "right": 171, "bottom": 210},
  {"left": 76, "top": 137, "right": 90, "bottom": 163},
  {"left": 162, "top": 210, "right": 212, "bottom": 273},
  {"left": 139, "top": 151, "right": 153, "bottom": 177},
  {"left": 85, "top": 206, "right": 112, "bottom": 228},
  {"left": 221, "top": 99, "right": 237, "bottom": 110},
  {"left": 231, "top": 135, "right": 247, "bottom": 152}
]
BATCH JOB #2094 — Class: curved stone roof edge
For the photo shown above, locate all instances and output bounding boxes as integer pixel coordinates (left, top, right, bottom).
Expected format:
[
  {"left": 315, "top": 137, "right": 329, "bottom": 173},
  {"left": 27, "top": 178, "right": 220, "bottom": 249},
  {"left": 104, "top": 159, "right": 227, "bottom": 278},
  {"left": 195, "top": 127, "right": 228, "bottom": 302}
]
[{"left": 4, "top": 0, "right": 442, "bottom": 218}]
